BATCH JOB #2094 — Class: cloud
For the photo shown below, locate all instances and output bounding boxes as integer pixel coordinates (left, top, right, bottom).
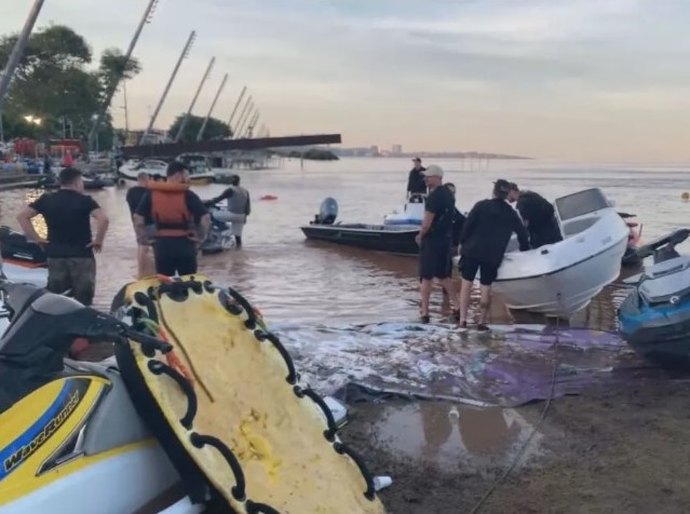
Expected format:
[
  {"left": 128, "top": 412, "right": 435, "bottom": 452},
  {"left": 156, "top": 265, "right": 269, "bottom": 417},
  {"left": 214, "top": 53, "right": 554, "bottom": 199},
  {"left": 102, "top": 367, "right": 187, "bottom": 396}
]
[{"left": 0, "top": 0, "right": 689, "bottom": 160}]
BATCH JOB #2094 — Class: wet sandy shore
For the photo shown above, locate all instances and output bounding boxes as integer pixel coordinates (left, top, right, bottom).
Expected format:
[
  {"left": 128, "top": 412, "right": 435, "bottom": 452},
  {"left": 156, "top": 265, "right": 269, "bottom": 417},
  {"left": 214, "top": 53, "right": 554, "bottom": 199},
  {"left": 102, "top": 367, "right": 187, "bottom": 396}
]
[{"left": 334, "top": 276, "right": 690, "bottom": 514}]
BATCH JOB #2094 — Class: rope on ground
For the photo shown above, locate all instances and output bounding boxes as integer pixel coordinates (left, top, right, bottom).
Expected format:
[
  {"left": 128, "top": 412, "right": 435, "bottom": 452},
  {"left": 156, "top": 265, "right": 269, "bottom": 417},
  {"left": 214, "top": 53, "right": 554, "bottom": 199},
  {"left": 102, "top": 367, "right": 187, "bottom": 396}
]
[{"left": 467, "top": 293, "right": 563, "bottom": 514}]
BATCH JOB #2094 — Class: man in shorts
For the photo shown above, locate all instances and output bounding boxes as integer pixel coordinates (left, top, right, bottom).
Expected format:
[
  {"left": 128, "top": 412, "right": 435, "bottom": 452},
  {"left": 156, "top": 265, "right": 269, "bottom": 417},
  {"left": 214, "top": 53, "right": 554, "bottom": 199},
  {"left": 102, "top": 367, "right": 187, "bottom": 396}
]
[
  {"left": 457, "top": 179, "right": 529, "bottom": 330},
  {"left": 17, "top": 167, "right": 110, "bottom": 306},
  {"left": 414, "top": 164, "right": 458, "bottom": 323}
]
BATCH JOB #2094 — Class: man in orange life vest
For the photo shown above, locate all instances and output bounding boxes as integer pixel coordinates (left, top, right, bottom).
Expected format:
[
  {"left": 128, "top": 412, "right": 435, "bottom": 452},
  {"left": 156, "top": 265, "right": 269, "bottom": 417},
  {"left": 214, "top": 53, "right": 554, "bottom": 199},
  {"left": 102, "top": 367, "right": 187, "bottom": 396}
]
[{"left": 133, "top": 161, "right": 210, "bottom": 276}]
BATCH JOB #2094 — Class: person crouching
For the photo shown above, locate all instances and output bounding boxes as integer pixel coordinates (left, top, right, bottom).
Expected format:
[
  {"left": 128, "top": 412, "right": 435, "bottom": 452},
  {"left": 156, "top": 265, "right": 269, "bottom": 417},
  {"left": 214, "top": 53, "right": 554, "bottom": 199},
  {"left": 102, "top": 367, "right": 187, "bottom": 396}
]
[{"left": 415, "top": 165, "right": 458, "bottom": 323}]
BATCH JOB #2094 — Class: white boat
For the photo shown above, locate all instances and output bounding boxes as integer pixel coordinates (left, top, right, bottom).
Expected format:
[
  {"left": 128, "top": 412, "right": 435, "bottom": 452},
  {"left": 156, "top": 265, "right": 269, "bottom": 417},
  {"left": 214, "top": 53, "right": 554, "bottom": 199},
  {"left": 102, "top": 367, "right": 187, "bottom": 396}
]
[
  {"left": 457, "top": 188, "right": 629, "bottom": 318},
  {"left": 117, "top": 159, "right": 168, "bottom": 181},
  {"left": 118, "top": 157, "right": 215, "bottom": 185}
]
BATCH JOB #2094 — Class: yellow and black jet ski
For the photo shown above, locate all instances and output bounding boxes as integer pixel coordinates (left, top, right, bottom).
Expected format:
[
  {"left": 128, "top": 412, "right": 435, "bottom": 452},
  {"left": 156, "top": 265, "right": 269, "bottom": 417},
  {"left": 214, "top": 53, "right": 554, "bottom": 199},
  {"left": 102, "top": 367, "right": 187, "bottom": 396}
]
[
  {"left": 112, "top": 274, "right": 387, "bottom": 513},
  {"left": 0, "top": 282, "right": 186, "bottom": 514}
]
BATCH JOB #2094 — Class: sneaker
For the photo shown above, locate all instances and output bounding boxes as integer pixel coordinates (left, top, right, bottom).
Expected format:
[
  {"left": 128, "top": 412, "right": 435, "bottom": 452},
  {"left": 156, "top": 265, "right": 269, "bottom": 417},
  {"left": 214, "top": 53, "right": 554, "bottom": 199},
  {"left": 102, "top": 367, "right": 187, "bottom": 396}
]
[
  {"left": 420, "top": 314, "right": 430, "bottom": 324},
  {"left": 451, "top": 309, "right": 460, "bottom": 323}
]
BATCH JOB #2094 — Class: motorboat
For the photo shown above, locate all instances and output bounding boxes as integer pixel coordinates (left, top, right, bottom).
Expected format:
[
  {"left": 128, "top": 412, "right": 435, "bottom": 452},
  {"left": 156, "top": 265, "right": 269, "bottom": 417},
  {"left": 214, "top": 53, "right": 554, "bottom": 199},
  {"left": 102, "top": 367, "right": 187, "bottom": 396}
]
[
  {"left": 117, "top": 159, "right": 169, "bottom": 181},
  {"left": 176, "top": 153, "right": 216, "bottom": 185},
  {"left": 458, "top": 188, "right": 629, "bottom": 318},
  {"left": 301, "top": 198, "right": 420, "bottom": 255},
  {"left": 118, "top": 156, "right": 215, "bottom": 185},
  {"left": 383, "top": 194, "right": 425, "bottom": 226},
  {"left": 618, "top": 229, "right": 690, "bottom": 370}
]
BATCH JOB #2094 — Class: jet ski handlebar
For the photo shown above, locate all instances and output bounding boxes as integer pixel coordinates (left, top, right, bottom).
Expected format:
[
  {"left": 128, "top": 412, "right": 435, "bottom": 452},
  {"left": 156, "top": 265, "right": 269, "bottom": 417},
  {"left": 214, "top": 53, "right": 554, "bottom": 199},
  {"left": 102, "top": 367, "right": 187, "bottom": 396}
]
[{"left": 635, "top": 228, "right": 690, "bottom": 260}]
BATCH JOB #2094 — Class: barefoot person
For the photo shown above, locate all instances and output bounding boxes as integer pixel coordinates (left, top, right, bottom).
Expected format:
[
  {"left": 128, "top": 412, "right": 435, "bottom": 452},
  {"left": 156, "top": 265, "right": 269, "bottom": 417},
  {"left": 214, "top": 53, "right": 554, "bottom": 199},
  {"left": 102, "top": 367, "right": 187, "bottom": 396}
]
[
  {"left": 458, "top": 179, "right": 529, "bottom": 330},
  {"left": 126, "top": 172, "right": 155, "bottom": 278},
  {"left": 415, "top": 164, "right": 458, "bottom": 323}
]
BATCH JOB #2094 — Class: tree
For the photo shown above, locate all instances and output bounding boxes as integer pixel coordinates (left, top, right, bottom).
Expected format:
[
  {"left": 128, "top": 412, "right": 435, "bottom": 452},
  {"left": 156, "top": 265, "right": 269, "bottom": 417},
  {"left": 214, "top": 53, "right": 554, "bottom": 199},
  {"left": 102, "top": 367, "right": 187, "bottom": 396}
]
[
  {"left": 97, "top": 48, "right": 141, "bottom": 102},
  {"left": 168, "top": 113, "right": 232, "bottom": 143},
  {"left": 0, "top": 25, "right": 141, "bottom": 146}
]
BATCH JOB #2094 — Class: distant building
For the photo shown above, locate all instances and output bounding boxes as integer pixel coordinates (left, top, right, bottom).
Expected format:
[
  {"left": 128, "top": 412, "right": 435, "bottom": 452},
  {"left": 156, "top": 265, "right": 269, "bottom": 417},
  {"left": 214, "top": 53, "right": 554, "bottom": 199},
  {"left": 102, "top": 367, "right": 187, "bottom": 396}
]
[
  {"left": 391, "top": 144, "right": 402, "bottom": 155},
  {"left": 369, "top": 145, "right": 380, "bottom": 156}
]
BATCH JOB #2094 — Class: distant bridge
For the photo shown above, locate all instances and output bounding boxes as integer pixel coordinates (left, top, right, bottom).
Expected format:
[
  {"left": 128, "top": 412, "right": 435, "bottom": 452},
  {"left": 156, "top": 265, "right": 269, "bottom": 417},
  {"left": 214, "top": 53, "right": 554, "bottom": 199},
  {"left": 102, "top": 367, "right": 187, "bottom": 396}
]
[{"left": 120, "top": 133, "right": 342, "bottom": 159}]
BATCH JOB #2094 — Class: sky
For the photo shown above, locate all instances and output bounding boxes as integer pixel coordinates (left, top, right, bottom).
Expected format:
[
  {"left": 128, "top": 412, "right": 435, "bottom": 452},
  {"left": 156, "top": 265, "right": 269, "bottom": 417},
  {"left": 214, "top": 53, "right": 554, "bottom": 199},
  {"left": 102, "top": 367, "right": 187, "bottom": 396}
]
[{"left": 1, "top": 0, "right": 689, "bottom": 161}]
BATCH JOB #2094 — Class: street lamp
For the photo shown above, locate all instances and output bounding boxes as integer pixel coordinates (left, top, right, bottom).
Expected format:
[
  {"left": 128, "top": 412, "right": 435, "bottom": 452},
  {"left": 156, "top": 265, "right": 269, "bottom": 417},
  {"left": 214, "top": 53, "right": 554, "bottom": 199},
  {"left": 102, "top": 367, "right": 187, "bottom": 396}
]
[{"left": 23, "top": 114, "right": 41, "bottom": 125}]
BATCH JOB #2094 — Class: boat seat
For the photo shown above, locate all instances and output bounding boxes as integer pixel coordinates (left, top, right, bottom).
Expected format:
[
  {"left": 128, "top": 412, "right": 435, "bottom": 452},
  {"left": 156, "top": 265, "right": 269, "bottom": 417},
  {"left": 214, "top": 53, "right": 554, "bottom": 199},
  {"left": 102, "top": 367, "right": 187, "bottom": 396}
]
[
  {"left": 63, "top": 359, "right": 153, "bottom": 454},
  {"left": 561, "top": 216, "right": 598, "bottom": 237}
]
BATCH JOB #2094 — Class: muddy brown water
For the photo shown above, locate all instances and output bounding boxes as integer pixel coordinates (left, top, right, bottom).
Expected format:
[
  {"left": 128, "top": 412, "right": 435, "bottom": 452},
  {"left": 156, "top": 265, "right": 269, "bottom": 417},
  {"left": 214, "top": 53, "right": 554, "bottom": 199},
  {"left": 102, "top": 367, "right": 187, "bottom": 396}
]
[{"left": 3, "top": 158, "right": 686, "bottom": 323}]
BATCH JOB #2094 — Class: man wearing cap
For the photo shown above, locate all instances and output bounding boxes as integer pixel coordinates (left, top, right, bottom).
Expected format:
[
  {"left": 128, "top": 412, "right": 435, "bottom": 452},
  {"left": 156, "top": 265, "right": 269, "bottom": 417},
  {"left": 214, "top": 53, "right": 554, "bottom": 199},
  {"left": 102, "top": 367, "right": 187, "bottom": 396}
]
[
  {"left": 407, "top": 157, "right": 427, "bottom": 200},
  {"left": 508, "top": 183, "right": 563, "bottom": 249},
  {"left": 457, "top": 179, "right": 529, "bottom": 330},
  {"left": 414, "top": 164, "right": 458, "bottom": 323}
]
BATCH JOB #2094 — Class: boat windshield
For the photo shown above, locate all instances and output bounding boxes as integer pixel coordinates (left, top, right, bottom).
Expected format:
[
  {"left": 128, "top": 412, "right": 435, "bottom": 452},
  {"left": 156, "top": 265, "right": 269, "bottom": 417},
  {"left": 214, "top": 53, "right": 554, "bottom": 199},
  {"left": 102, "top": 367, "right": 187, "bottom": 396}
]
[{"left": 555, "top": 188, "right": 610, "bottom": 221}]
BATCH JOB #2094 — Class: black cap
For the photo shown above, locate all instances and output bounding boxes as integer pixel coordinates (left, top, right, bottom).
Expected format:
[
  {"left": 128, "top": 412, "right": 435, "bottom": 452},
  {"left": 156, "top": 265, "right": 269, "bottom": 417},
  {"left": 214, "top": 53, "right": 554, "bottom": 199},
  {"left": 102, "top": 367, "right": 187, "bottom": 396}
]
[{"left": 167, "top": 160, "right": 188, "bottom": 177}]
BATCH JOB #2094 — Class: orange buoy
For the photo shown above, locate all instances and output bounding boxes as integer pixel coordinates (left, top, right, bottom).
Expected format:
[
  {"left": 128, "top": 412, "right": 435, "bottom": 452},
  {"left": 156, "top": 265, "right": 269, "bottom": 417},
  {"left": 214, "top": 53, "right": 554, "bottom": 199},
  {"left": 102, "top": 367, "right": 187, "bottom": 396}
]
[
  {"left": 682, "top": 192, "right": 689, "bottom": 201},
  {"left": 260, "top": 194, "right": 278, "bottom": 201}
]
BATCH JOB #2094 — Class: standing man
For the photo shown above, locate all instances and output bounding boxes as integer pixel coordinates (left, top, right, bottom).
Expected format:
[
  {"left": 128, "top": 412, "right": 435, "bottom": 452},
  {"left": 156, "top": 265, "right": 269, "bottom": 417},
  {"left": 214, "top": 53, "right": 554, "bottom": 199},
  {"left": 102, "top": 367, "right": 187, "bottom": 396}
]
[
  {"left": 16, "top": 167, "right": 109, "bottom": 306},
  {"left": 407, "top": 157, "right": 427, "bottom": 200},
  {"left": 414, "top": 164, "right": 458, "bottom": 323},
  {"left": 457, "top": 180, "right": 530, "bottom": 330},
  {"left": 126, "top": 171, "right": 155, "bottom": 278},
  {"left": 206, "top": 174, "right": 251, "bottom": 248},
  {"left": 133, "top": 161, "right": 210, "bottom": 276}
]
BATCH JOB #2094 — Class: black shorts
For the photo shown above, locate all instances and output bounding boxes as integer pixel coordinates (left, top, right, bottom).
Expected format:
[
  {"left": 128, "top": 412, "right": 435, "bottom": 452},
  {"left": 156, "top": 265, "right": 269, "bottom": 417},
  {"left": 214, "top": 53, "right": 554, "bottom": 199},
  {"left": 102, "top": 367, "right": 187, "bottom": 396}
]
[
  {"left": 152, "top": 237, "right": 198, "bottom": 277},
  {"left": 459, "top": 256, "right": 499, "bottom": 286},
  {"left": 419, "top": 237, "right": 452, "bottom": 280}
]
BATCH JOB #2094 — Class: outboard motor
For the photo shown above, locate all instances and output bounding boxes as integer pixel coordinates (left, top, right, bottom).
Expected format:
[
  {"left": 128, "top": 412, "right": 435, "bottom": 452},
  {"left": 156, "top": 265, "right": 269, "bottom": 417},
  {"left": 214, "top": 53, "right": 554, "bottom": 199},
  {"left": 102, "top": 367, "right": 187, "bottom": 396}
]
[{"left": 312, "top": 197, "right": 338, "bottom": 225}]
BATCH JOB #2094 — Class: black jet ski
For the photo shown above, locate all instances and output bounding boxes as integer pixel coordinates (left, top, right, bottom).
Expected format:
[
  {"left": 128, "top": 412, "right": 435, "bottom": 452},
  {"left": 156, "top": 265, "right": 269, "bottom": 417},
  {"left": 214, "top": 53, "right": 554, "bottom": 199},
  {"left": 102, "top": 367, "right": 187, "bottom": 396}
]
[{"left": 618, "top": 228, "right": 690, "bottom": 370}]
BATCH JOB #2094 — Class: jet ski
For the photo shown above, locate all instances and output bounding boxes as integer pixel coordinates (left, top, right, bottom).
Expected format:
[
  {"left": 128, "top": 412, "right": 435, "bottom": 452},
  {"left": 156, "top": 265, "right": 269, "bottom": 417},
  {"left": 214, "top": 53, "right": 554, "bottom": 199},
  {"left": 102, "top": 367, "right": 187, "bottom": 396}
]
[
  {"left": 200, "top": 200, "right": 236, "bottom": 254},
  {"left": 0, "top": 226, "right": 48, "bottom": 296},
  {"left": 111, "top": 274, "right": 386, "bottom": 513},
  {"left": 618, "top": 228, "right": 690, "bottom": 370},
  {"left": 0, "top": 281, "right": 184, "bottom": 513}
]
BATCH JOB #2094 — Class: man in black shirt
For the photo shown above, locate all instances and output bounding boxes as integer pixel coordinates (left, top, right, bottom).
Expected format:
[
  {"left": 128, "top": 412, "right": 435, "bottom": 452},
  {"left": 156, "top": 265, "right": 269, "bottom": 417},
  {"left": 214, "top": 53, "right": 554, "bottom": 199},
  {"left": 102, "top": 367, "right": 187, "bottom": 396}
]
[
  {"left": 17, "top": 167, "right": 110, "bottom": 306},
  {"left": 126, "top": 171, "right": 155, "bottom": 278},
  {"left": 134, "top": 161, "right": 210, "bottom": 276},
  {"left": 458, "top": 179, "right": 529, "bottom": 330},
  {"left": 415, "top": 164, "right": 458, "bottom": 323},
  {"left": 508, "top": 183, "right": 563, "bottom": 249},
  {"left": 407, "top": 157, "right": 427, "bottom": 200}
]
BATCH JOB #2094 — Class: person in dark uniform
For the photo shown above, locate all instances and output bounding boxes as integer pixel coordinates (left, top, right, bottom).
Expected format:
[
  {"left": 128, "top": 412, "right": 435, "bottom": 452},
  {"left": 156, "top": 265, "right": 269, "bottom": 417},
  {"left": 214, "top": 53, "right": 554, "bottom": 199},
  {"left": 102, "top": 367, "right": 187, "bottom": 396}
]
[
  {"left": 415, "top": 164, "right": 458, "bottom": 323},
  {"left": 441, "top": 182, "right": 465, "bottom": 317},
  {"left": 126, "top": 171, "right": 155, "bottom": 278},
  {"left": 407, "top": 157, "right": 427, "bottom": 201},
  {"left": 508, "top": 183, "right": 563, "bottom": 249},
  {"left": 458, "top": 179, "right": 530, "bottom": 330},
  {"left": 133, "top": 161, "right": 210, "bottom": 276}
]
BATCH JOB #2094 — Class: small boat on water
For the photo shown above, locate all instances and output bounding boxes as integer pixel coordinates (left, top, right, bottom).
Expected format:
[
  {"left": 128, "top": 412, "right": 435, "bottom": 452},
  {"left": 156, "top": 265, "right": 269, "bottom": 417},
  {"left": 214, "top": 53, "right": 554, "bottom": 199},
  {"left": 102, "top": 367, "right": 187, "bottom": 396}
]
[
  {"left": 456, "top": 188, "right": 629, "bottom": 318},
  {"left": 301, "top": 198, "right": 420, "bottom": 255},
  {"left": 618, "top": 228, "right": 690, "bottom": 370},
  {"left": 118, "top": 156, "right": 215, "bottom": 184}
]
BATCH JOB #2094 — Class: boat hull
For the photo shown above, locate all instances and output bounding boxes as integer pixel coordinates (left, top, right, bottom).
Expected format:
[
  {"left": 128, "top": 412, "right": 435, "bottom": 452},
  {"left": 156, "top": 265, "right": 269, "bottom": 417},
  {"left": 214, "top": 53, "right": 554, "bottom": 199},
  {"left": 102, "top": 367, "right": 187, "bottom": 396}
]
[
  {"left": 301, "top": 224, "right": 419, "bottom": 255},
  {"left": 494, "top": 235, "right": 628, "bottom": 317}
]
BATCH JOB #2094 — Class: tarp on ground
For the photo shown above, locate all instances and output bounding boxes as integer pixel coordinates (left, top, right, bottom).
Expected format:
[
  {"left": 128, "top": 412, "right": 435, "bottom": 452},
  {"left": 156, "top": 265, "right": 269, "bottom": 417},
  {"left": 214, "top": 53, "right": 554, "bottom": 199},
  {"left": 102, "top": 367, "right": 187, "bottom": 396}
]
[{"left": 275, "top": 322, "right": 671, "bottom": 407}]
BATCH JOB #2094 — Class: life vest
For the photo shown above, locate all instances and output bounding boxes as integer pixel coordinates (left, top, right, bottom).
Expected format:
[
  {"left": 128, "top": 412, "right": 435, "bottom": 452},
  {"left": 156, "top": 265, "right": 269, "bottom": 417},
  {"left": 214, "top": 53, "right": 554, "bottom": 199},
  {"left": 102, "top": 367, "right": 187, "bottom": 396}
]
[{"left": 149, "top": 181, "right": 194, "bottom": 237}]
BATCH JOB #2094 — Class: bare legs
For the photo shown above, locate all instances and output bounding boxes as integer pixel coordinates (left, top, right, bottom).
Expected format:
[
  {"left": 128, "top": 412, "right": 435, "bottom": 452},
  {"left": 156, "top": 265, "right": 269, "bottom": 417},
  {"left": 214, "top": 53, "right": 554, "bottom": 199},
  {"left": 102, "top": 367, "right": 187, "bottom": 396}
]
[
  {"left": 420, "top": 279, "right": 433, "bottom": 317},
  {"left": 478, "top": 285, "right": 492, "bottom": 326},
  {"left": 421, "top": 278, "right": 458, "bottom": 321},
  {"left": 458, "top": 278, "right": 473, "bottom": 326},
  {"left": 137, "top": 245, "right": 155, "bottom": 279}
]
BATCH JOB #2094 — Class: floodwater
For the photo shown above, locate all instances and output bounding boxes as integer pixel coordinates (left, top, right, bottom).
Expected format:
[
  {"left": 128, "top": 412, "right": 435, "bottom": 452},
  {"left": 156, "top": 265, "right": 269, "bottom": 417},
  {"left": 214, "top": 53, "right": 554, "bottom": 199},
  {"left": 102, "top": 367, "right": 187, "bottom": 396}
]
[
  {"left": 1, "top": 157, "right": 687, "bottom": 403},
  {"left": 362, "top": 401, "right": 544, "bottom": 474}
]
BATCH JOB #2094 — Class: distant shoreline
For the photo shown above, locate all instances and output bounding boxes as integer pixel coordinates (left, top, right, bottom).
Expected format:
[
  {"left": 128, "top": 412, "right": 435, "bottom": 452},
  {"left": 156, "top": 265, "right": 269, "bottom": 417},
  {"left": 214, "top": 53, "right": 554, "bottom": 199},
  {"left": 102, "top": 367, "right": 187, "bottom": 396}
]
[{"left": 335, "top": 154, "right": 533, "bottom": 160}]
